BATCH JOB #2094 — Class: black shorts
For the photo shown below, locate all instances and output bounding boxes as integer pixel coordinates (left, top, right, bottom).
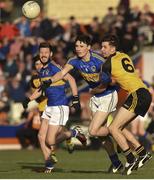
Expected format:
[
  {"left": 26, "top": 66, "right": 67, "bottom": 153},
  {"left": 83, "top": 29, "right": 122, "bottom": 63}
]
[{"left": 123, "top": 88, "right": 152, "bottom": 117}]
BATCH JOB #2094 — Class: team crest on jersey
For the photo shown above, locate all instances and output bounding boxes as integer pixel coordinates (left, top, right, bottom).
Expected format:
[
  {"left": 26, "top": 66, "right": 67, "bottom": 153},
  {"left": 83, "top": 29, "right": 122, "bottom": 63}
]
[
  {"left": 43, "top": 69, "right": 49, "bottom": 76},
  {"left": 91, "top": 66, "right": 96, "bottom": 72}
]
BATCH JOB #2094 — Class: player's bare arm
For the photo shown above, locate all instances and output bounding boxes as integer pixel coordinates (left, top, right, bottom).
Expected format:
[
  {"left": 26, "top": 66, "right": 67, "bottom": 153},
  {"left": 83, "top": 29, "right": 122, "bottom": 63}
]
[
  {"left": 63, "top": 73, "right": 78, "bottom": 96},
  {"left": 51, "top": 64, "right": 73, "bottom": 83},
  {"left": 22, "top": 88, "right": 42, "bottom": 109},
  {"left": 29, "top": 88, "right": 42, "bottom": 101}
]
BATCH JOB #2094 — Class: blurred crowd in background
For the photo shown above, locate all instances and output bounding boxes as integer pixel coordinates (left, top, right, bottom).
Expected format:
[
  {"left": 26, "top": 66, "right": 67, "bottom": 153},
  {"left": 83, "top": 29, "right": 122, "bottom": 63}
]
[{"left": 0, "top": 1, "right": 154, "bottom": 150}]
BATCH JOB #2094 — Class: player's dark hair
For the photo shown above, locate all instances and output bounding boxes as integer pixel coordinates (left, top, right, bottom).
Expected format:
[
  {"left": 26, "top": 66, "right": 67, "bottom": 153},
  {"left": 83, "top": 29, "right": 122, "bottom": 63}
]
[
  {"left": 101, "top": 34, "right": 119, "bottom": 50},
  {"left": 32, "top": 54, "right": 40, "bottom": 69},
  {"left": 75, "top": 34, "right": 92, "bottom": 46},
  {"left": 39, "top": 42, "right": 52, "bottom": 52}
]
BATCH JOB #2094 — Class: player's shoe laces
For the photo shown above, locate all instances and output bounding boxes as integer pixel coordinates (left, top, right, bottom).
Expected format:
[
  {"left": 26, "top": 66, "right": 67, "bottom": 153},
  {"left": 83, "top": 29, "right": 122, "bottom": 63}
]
[
  {"left": 137, "top": 152, "right": 152, "bottom": 168},
  {"left": 73, "top": 126, "right": 87, "bottom": 146},
  {"left": 66, "top": 139, "right": 74, "bottom": 154},
  {"left": 108, "top": 163, "right": 124, "bottom": 173},
  {"left": 122, "top": 159, "right": 138, "bottom": 175}
]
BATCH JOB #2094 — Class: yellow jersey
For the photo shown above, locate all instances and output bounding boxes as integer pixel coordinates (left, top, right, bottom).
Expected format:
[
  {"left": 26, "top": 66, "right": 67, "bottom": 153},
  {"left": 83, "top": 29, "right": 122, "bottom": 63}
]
[
  {"left": 31, "top": 73, "right": 47, "bottom": 112},
  {"left": 102, "top": 52, "right": 147, "bottom": 93}
]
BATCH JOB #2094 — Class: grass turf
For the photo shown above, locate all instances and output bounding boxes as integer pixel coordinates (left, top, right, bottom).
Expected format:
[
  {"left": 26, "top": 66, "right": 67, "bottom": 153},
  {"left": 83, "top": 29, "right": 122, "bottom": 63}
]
[{"left": 0, "top": 148, "right": 153, "bottom": 179}]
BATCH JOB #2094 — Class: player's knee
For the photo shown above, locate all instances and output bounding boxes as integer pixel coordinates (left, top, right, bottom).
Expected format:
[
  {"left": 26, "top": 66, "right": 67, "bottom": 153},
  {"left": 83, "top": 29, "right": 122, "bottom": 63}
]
[
  {"left": 88, "top": 128, "right": 97, "bottom": 137},
  {"left": 45, "top": 137, "right": 51, "bottom": 145},
  {"left": 108, "top": 125, "right": 115, "bottom": 135},
  {"left": 46, "top": 136, "right": 55, "bottom": 146}
]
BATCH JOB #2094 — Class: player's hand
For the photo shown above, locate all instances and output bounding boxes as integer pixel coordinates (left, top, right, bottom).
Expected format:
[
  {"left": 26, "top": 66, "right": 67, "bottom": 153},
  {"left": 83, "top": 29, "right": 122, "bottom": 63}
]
[
  {"left": 22, "top": 97, "right": 30, "bottom": 109},
  {"left": 72, "top": 95, "right": 81, "bottom": 111},
  {"left": 41, "top": 79, "right": 52, "bottom": 91}
]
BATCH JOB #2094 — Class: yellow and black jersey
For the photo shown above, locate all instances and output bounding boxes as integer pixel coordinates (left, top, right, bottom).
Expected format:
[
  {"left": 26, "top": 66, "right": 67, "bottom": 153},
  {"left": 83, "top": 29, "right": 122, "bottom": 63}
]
[
  {"left": 31, "top": 72, "right": 47, "bottom": 112},
  {"left": 102, "top": 51, "right": 147, "bottom": 93}
]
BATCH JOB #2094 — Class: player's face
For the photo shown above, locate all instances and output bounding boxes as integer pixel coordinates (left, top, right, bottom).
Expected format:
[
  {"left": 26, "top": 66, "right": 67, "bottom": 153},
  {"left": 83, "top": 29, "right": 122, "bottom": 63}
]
[
  {"left": 35, "top": 60, "right": 43, "bottom": 72},
  {"left": 75, "top": 41, "right": 90, "bottom": 58},
  {"left": 101, "top": 42, "right": 115, "bottom": 58},
  {"left": 39, "top": 47, "right": 51, "bottom": 64}
]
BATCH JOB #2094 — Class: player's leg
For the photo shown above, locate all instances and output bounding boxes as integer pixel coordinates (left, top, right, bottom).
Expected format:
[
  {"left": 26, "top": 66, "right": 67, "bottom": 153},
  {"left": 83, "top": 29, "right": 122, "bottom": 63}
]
[
  {"left": 37, "top": 118, "right": 51, "bottom": 161},
  {"left": 109, "top": 108, "right": 138, "bottom": 175},
  {"left": 40, "top": 106, "right": 61, "bottom": 172},
  {"left": 101, "top": 135, "right": 124, "bottom": 173},
  {"left": 122, "top": 127, "right": 152, "bottom": 169},
  {"left": 55, "top": 126, "right": 72, "bottom": 143},
  {"left": 130, "top": 116, "right": 139, "bottom": 136},
  {"left": 90, "top": 113, "right": 123, "bottom": 173},
  {"left": 88, "top": 91, "right": 118, "bottom": 137},
  {"left": 88, "top": 92, "right": 123, "bottom": 173},
  {"left": 42, "top": 125, "right": 60, "bottom": 173},
  {"left": 122, "top": 128, "right": 140, "bottom": 149},
  {"left": 54, "top": 126, "right": 75, "bottom": 153},
  {"left": 88, "top": 111, "right": 109, "bottom": 137},
  {"left": 109, "top": 88, "right": 152, "bottom": 175},
  {"left": 46, "top": 124, "right": 61, "bottom": 163}
]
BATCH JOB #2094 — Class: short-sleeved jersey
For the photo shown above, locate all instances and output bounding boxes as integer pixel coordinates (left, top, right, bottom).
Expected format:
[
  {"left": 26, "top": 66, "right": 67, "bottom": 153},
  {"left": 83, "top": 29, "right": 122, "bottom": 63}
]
[
  {"left": 39, "top": 61, "right": 68, "bottom": 106},
  {"left": 68, "top": 51, "right": 116, "bottom": 97},
  {"left": 102, "top": 51, "right": 147, "bottom": 93}
]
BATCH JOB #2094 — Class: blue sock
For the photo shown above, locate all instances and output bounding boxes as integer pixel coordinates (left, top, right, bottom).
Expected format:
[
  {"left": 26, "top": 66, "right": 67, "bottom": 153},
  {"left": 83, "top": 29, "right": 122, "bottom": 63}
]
[
  {"left": 45, "top": 160, "right": 53, "bottom": 168},
  {"left": 109, "top": 153, "right": 121, "bottom": 168},
  {"left": 71, "top": 129, "right": 77, "bottom": 137}
]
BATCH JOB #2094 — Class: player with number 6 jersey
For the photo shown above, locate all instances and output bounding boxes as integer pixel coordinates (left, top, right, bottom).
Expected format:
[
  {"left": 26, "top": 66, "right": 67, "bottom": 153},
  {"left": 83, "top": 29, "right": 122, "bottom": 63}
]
[
  {"left": 101, "top": 34, "right": 152, "bottom": 175},
  {"left": 102, "top": 51, "right": 147, "bottom": 93}
]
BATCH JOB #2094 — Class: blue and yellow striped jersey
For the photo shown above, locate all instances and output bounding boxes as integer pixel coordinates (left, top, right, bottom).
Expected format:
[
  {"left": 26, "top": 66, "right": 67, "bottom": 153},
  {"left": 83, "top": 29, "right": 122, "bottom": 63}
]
[
  {"left": 39, "top": 61, "right": 68, "bottom": 106},
  {"left": 68, "top": 51, "right": 116, "bottom": 96}
]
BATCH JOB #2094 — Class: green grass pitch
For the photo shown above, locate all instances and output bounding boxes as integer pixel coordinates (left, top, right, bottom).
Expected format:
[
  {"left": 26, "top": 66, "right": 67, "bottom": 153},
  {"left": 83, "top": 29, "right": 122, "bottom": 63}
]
[{"left": 0, "top": 148, "right": 153, "bottom": 179}]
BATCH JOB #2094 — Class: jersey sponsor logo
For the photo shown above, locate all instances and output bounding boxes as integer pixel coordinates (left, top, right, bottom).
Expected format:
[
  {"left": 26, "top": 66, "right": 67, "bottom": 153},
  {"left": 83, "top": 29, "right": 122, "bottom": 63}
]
[{"left": 80, "top": 72, "right": 99, "bottom": 82}]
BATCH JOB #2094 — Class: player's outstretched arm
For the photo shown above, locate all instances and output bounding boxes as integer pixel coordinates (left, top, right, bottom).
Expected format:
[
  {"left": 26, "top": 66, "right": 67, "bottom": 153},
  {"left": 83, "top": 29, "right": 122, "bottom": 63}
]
[
  {"left": 22, "top": 88, "right": 42, "bottom": 109},
  {"left": 29, "top": 88, "right": 42, "bottom": 101},
  {"left": 51, "top": 64, "right": 73, "bottom": 83},
  {"left": 63, "top": 73, "right": 80, "bottom": 111},
  {"left": 63, "top": 73, "right": 78, "bottom": 97}
]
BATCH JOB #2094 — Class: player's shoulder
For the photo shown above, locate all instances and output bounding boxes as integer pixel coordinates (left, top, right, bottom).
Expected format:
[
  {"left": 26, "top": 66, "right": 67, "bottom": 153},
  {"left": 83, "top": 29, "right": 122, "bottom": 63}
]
[
  {"left": 50, "top": 61, "right": 62, "bottom": 70},
  {"left": 116, "top": 51, "right": 130, "bottom": 59},
  {"left": 67, "top": 55, "right": 78, "bottom": 63},
  {"left": 91, "top": 51, "right": 105, "bottom": 62}
]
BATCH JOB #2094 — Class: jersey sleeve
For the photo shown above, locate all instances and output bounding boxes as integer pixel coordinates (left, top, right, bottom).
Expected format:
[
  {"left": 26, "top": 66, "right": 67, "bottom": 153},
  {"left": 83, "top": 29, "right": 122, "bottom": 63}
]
[
  {"left": 67, "top": 57, "right": 78, "bottom": 68},
  {"left": 50, "top": 62, "right": 62, "bottom": 73}
]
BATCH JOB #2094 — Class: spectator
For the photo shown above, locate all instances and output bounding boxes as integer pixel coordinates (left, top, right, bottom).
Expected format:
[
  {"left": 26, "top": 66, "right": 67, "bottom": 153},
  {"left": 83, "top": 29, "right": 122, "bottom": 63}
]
[{"left": 0, "top": 90, "right": 10, "bottom": 125}]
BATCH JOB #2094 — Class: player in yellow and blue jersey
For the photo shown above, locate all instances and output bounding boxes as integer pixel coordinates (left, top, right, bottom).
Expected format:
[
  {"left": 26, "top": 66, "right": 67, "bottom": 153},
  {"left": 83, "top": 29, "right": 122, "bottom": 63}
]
[
  {"left": 22, "top": 42, "right": 87, "bottom": 173},
  {"left": 48, "top": 34, "right": 124, "bottom": 173}
]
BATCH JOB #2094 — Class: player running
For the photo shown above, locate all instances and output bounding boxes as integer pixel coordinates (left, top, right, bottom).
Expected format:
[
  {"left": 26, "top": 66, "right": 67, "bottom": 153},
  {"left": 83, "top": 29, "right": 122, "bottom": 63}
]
[
  {"left": 22, "top": 42, "right": 86, "bottom": 173},
  {"left": 46, "top": 34, "right": 124, "bottom": 173},
  {"left": 101, "top": 34, "right": 152, "bottom": 175}
]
